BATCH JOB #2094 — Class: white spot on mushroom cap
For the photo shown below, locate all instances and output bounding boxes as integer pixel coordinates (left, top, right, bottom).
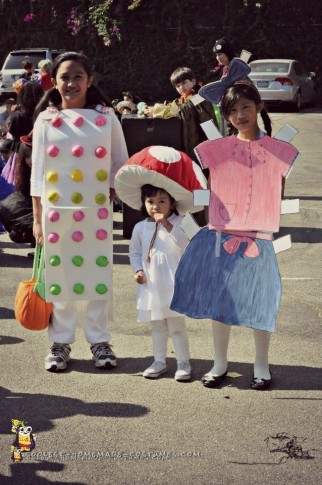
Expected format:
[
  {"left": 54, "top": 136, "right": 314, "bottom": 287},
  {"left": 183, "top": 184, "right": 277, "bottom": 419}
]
[{"left": 148, "top": 146, "right": 181, "bottom": 163}]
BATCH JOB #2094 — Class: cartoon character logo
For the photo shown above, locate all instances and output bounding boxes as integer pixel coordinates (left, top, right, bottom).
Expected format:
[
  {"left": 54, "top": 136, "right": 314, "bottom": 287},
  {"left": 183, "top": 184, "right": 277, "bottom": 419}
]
[{"left": 10, "top": 419, "right": 36, "bottom": 462}]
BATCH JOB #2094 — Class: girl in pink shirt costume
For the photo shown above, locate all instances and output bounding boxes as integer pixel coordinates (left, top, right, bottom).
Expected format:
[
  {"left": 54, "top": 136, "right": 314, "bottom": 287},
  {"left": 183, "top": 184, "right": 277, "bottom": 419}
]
[{"left": 171, "top": 74, "right": 298, "bottom": 390}]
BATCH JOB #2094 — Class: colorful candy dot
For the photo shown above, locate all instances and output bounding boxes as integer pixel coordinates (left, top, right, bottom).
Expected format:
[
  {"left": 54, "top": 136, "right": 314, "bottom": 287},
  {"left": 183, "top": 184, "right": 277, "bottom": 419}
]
[
  {"left": 73, "top": 210, "right": 85, "bottom": 222},
  {"left": 73, "top": 283, "right": 85, "bottom": 294},
  {"left": 96, "top": 256, "right": 109, "bottom": 267},
  {"left": 50, "top": 284, "right": 61, "bottom": 295},
  {"left": 96, "top": 169, "right": 108, "bottom": 181},
  {"left": 46, "top": 171, "right": 58, "bottom": 183},
  {"left": 73, "top": 115, "right": 84, "bottom": 127},
  {"left": 71, "top": 192, "right": 83, "bottom": 204},
  {"left": 72, "top": 255, "right": 84, "bottom": 267},
  {"left": 48, "top": 232, "right": 59, "bottom": 243},
  {"left": 47, "top": 190, "right": 59, "bottom": 203},
  {"left": 95, "top": 193, "right": 107, "bottom": 205},
  {"left": 70, "top": 169, "right": 83, "bottom": 182},
  {"left": 48, "top": 209, "right": 60, "bottom": 222},
  {"left": 95, "top": 146, "right": 106, "bottom": 158},
  {"left": 97, "top": 208, "right": 109, "bottom": 219},
  {"left": 49, "top": 255, "right": 61, "bottom": 266},
  {"left": 47, "top": 145, "right": 59, "bottom": 157},
  {"left": 51, "top": 117, "right": 63, "bottom": 128},
  {"left": 96, "top": 284, "right": 108, "bottom": 295},
  {"left": 72, "top": 145, "right": 84, "bottom": 157},
  {"left": 95, "top": 115, "right": 107, "bottom": 126},
  {"left": 72, "top": 231, "right": 84, "bottom": 242},
  {"left": 96, "top": 229, "right": 108, "bottom": 240}
]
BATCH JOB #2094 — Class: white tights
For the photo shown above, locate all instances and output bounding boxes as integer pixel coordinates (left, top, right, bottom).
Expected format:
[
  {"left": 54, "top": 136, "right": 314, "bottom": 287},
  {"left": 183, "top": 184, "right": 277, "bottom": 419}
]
[
  {"left": 209, "top": 321, "right": 271, "bottom": 380},
  {"left": 151, "top": 317, "right": 190, "bottom": 363}
]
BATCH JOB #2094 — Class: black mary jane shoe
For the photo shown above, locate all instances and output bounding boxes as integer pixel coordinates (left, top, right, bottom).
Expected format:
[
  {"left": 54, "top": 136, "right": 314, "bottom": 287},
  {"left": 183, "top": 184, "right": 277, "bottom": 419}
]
[
  {"left": 201, "top": 370, "right": 228, "bottom": 388},
  {"left": 251, "top": 375, "right": 272, "bottom": 390}
]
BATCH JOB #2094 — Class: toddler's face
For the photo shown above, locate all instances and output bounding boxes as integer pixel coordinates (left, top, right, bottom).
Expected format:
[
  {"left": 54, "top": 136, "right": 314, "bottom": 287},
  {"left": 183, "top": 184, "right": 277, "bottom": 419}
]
[
  {"left": 144, "top": 191, "right": 173, "bottom": 219},
  {"left": 175, "top": 78, "right": 196, "bottom": 96}
]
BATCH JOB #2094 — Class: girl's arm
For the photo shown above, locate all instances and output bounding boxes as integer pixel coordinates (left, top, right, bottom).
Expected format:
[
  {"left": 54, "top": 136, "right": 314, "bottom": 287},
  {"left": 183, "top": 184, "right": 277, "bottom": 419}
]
[
  {"left": 129, "top": 223, "right": 146, "bottom": 283},
  {"left": 32, "top": 196, "right": 43, "bottom": 245}
]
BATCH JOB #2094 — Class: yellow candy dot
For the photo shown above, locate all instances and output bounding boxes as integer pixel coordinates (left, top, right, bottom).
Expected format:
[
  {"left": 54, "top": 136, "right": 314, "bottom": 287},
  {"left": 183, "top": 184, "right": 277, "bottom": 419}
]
[
  {"left": 96, "top": 169, "right": 108, "bottom": 182},
  {"left": 71, "top": 192, "right": 83, "bottom": 204},
  {"left": 95, "top": 193, "right": 107, "bottom": 205},
  {"left": 47, "top": 190, "right": 59, "bottom": 203},
  {"left": 46, "top": 171, "right": 58, "bottom": 183},
  {"left": 70, "top": 169, "right": 83, "bottom": 182}
]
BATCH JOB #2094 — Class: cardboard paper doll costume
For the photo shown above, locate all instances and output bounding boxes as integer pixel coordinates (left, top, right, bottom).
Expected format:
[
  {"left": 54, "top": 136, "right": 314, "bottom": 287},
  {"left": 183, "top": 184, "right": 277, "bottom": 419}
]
[
  {"left": 170, "top": 134, "right": 299, "bottom": 332},
  {"left": 32, "top": 106, "right": 116, "bottom": 302}
]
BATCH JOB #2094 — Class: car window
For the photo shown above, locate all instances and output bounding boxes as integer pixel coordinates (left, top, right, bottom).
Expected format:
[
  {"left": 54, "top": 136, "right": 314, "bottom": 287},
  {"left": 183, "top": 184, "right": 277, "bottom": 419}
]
[
  {"left": 250, "top": 62, "right": 289, "bottom": 73},
  {"left": 4, "top": 53, "right": 46, "bottom": 69}
]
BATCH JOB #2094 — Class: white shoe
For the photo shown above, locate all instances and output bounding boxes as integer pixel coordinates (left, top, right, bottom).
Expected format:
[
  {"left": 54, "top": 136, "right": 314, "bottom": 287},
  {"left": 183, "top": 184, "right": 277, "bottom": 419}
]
[
  {"left": 143, "top": 361, "right": 167, "bottom": 379},
  {"left": 175, "top": 361, "right": 191, "bottom": 381}
]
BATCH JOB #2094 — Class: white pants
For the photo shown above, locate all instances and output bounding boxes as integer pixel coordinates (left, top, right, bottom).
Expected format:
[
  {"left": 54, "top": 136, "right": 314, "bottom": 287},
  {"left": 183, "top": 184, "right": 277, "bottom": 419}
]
[
  {"left": 49, "top": 300, "right": 111, "bottom": 345},
  {"left": 151, "top": 317, "right": 190, "bottom": 362}
]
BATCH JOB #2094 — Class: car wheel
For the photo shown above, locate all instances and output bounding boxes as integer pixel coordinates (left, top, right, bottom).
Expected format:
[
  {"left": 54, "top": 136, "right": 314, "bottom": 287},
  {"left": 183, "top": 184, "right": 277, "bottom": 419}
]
[{"left": 292, "top": 92, "right": 302, "bottom": 112}]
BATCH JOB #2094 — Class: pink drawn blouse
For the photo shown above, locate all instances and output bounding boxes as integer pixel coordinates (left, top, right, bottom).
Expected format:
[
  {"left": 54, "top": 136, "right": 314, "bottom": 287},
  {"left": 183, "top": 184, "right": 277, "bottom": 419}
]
[{"left": 195, "top": 135, "right": 299, "bottom": 233}]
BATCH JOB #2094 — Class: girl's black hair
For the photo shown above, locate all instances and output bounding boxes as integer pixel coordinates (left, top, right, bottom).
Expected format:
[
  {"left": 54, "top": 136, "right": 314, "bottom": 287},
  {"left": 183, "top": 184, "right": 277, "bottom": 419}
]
[
  {"left": 15, "top": 143, "right": 31, "bottom": 195},
  {"left": 221, "top": 81, "right": 272, "bottom": 136},
  {"left": 33, "top": 51, "right": 112, "bottom": 120},
  {"left": 140, "top": 184, "right": 178, "bottom": 217},
  {"left": 17, "top": 81, "right": 44, "bottom": 113}
]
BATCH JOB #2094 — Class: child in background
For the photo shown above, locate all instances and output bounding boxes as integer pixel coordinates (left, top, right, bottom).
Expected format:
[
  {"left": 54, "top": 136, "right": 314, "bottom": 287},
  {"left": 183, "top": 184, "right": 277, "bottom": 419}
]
[
  {"left": 38, "top": 59, "right": 53, "bottom": 91},
  {"left": 31, "top": 51, "right": 128, "bottom": 372},
  {"left": 171, "top": 70, "right": 299, "bottom": 390},
  {"left": 129, "top": 184, "right": 191, "bottom": 381}
]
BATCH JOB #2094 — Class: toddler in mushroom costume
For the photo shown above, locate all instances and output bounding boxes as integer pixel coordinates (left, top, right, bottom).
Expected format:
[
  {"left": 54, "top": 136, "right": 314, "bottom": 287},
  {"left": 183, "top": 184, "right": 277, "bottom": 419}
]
[{"left": 115, "top": 146, "right": 207, "bottom": 381}]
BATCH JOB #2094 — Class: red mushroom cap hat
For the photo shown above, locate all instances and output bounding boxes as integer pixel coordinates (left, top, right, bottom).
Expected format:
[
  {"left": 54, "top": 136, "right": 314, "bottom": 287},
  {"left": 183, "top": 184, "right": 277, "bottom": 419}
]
[{"left": 114, "top": 146, "right": 207, "bottom": 214}]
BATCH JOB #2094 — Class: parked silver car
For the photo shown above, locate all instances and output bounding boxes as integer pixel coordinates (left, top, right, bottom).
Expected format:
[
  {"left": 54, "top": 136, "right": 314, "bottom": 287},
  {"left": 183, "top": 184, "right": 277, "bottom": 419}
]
[{"left": 248, "top": 59, "right": 316, "bottom": 111}]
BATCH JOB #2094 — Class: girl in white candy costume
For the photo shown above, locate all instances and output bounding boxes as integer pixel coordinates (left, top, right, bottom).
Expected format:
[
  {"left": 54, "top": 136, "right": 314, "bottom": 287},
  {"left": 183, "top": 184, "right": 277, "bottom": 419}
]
[{"left": 31, "top": 52, "right": 128, "bottom": 372}]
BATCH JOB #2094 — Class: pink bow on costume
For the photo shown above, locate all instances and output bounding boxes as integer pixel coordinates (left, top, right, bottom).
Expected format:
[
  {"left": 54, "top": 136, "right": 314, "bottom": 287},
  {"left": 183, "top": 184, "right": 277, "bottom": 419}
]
[{"left": 223, "top": 236, "right": 260, "bottom": 258}]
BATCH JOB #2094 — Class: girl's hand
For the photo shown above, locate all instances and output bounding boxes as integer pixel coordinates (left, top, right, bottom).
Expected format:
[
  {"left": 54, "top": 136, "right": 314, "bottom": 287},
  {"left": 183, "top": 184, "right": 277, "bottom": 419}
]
[
  {"left": 33, "top": 222, "right": 43, "bottom": 246},
  {"left": 135, "top": 270, "right": 146, "bottom": 284},
  {"left": 154, "top": 213, "right": 173, "bottom": 232}
]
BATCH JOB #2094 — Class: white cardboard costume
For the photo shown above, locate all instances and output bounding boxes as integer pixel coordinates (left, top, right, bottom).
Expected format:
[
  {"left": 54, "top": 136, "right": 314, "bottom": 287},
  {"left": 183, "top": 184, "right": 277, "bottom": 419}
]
[{"left": 31, "top": 106, "right": 128, "bottom": 303}]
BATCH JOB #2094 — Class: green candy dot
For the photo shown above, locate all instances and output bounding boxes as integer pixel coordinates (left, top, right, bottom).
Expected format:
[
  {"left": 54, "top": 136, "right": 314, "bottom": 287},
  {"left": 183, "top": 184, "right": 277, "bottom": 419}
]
[
  {"left": 73, "top": 283, "right": 85, "bottom": 294},
  {"left": 96, "top": 256, "right": 109, "bottom": 267},
  {"left": 49, "top": 255, "right": 61, "bottom": 266},
  {"left": 71, "top": 192, "right": 83, "bottom": 204},
  {"left": 72, "top": 255, "right": 84, "bottom": 267},
  {"left": 95, "top": 283, "right": 108, "bottom": 295},
  {"left": 96, "top": 169, "right": 108, "bottom": 181},
  {"left": 50, "top": 284, "right": 61, "bottom": 295},
  {"left": 95, "top": 193, "right": 107, "bottom": 205}
]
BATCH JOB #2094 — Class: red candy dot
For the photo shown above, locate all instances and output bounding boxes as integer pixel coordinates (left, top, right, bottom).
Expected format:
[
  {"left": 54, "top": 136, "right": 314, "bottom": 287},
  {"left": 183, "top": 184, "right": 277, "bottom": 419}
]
[
  {"left": 97, "top": 208, "right": 109, "bottom": 219},
  {"left": 96, "top": 229, "right": 108, "bottom": 240},
  {"left": 72, "top": 231, "right": 84, "bottom": 242},
  {"left": 95, "top": 146, "right": 106, "bottom": 158},
  {"left": 48, "top": 232, "right": 59, "bottom": 243}
]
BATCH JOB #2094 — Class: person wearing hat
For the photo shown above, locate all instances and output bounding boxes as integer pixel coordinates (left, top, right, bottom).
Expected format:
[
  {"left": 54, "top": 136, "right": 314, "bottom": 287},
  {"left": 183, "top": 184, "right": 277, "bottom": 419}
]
[
  {"left": 0, "top": 131, "right": 34, "bottom": 245},
  {"left": 212, "top": 37, "right": 236, "bottom": 78},
  {"left": 115, "top": 145, "right": 207, "bottom": 381}
]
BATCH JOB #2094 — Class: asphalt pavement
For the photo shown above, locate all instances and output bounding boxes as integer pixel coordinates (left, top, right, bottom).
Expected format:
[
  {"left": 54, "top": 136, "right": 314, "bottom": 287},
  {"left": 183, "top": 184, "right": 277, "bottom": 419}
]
[{"left": 0, "top": 109, "right": 321, "bottom": 485}]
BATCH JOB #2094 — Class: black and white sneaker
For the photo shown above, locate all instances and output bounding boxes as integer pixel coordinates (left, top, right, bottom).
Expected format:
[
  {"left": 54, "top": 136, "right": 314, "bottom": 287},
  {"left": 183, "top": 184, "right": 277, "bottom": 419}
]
[
  {"left": 45, "top": 343, "right": 71, "bottom": 372},
  {"left": 90, "top": 342, "right": 117, "bottom": 368}
]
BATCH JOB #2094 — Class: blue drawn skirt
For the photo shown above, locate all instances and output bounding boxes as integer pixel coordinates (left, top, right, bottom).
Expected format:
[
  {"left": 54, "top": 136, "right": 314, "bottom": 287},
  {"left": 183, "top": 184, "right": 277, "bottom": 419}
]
[{"left": 170, "top": 227, "right": 281, "bottom": 332}]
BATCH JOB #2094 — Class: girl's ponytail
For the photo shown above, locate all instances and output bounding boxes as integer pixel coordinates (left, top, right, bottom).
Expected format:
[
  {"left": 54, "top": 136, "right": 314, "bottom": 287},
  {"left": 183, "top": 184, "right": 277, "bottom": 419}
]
[{"left": 260, "top": 108, "right": 272, "bottom": 137}]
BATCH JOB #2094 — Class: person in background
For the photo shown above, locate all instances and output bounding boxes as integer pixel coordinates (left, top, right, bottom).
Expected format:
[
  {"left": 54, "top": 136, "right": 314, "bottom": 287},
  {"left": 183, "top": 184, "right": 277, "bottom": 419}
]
[
  {"left": 38, "top": 59, "right": 53, "bottom": 91},
  {"left": 0, "top": 139, "right": 14, "bottom": 232},
  {"left": 0, "top": 98, "right": 16, "bottom": 134},
  {"left": 212, "top": 37, "right": 236, "bottom": 78}
]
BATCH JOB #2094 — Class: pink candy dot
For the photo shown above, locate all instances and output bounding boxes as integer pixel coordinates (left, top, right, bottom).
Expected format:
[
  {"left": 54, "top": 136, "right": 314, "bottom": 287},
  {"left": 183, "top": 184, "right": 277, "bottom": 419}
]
[
  {"left": 47, "top": 145, "right": 59, "bottom": 157},
  {"left": 97, "top": 208, "right": 109, "bottom": 219},
  {"left": 73, "top": 115, "right": 84, "bottom": 127},
  {"left": 95, "top": 146, "right": 106, "bottom": 158},
  {"left": 96, "top": 229, "right": 108, "bottom": 240},
  {"left": 95, "top": 115, "right": 107, "bottom": 126},
  {"left": 48, "top": 232, "right": 59, "bottom": 243},
  {"left": 72, "top": 231, "right": 84, "bottom": 242},
  {"left": 73, "top": 210, "right": 85, "bottom": 222},
  {"left": 72, "top": 145, "right": 84, "bottom": 157},
  {"left": 51, "top": 117, "right": 63, "bottom": 128},
  {"left": 48, "top": 210, "right": 60, "bottom": 222}
]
